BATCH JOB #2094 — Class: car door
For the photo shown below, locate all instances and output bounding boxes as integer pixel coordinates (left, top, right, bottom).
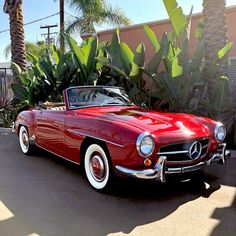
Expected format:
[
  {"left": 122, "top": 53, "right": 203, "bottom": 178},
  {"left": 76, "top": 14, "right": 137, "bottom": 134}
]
[
  {"left": 64, "top": 110, "right": 84, "bottom": 163},
  {"left": 36, "top": 109, "right": 66, "bottom": 156}
]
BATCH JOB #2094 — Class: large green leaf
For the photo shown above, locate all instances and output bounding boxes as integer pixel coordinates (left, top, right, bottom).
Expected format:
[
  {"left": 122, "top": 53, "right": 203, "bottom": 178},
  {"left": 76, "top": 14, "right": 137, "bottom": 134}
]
[
  {"left": 105, "top": 29, "right": 123, "bottom": 70},
  {"left": 133, "top": 43, "right": 145, "bottom": 67},
  {"left": 160, "top": 32, "right": 170, "bottom": 56},
  {"left": 163, "top": 0, "right": 187, "bottom": 37},
  {"left": 144, "top": 25, "right": 160, "bottom": 52},
  {"left": 39, "top": 60, "right": 54, "bottom": 82},
  {"left": 19, "top": 74, "right": 31, "bottom": 86},
  {"left": 146, "top": 50, "right": 162, "bottom": 74},
  {"left": 11, "top": 62, "right": 22, "bottom": 77},
  {"left": 171, "top": 57, "right": 183, "bottom": 77},
  {"left": 120, "top": 42, "right": 134, "bottom": 75},
  {"left": 52, "top": 45, "right": 59, "bottom": 64},
  {"left": 186, "top": 6, "right": 193, "bottom": 41},
  {"left": 96, "top": 48, "right": 106, "bottom": 70},
  {"left": 195, "top": 18, "right": 204, "bottom": 40},
  {"left": 178, "top": 30, "right": 190, "bottom": 74},
  {"left": 32, "top": 63, "right": 45, "bottom": 78},
  {"left": 111, "top": 29, "right": 120, "bottom": 54},
  {"left": 86, "top": 37, "right": 98, "bottom": 73},
  {"left": 64, "top": 34, "right": 85, "bottom": 65},
  {"left": 130, "top": 43, "right": 145, "bottom": 77},
  {"left": 212, "top": 76, "right": 231, "bottom": 116},
  {"left": 217, "top": 42, "right": 233, "bottom": 59},
  {"left": 27, "top": 52, "right": 39, "bottom": 65},
  {"left": 100, "top": 58, "right": 130, "bottom": 79},
  {"left": 190, "top": 39, "right": 204, "bottom": 71},
  {"left": 11, "top": 83, "right": 28, "bottom": 100}
]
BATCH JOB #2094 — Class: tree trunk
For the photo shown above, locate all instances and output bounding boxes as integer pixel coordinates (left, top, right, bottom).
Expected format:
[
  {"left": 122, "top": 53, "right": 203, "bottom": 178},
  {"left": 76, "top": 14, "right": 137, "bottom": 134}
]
[
  {"left": 202, "top": 0, "right": 228, "bottom": 93},
  {"left": 4, "top": 0, "right": 26, "bottom": 72}
]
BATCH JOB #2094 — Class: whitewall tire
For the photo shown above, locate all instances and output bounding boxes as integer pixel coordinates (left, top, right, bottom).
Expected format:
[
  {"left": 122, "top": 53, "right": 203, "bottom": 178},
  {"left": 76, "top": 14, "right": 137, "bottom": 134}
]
[
  {"left": 84, "top": 144, "right": 112, "bottom": 191},
  {"left": 19, "top": 126, "right": 32, "bottom": 155}
]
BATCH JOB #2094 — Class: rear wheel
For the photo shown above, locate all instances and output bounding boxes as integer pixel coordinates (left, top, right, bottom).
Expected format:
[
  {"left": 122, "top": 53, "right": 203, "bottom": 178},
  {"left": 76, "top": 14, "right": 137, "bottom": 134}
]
[
  {"left": 19, "top": 126, "right": 33, "bottom": 155},
  {"left": 84, "top": 144, "right": 112, "bottom": 191}
]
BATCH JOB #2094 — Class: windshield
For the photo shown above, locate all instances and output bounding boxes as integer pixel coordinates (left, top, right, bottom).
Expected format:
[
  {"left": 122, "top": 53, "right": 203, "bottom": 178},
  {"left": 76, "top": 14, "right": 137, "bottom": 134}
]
[{"left": 67, "top": 87, "right": 133, "bottom": 109}]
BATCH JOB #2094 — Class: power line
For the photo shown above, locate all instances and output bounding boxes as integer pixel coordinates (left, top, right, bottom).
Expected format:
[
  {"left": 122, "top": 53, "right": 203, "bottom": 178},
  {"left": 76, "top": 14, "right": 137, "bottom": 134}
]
[
  {"left": 40, "top": 24, "right": 58, "bottom": 44},
  {"left": 0, "top": 12, "right": 60, "bottom": 34},
  {"left": 64, "top": 11, "right": 79, "bottom": 19}
]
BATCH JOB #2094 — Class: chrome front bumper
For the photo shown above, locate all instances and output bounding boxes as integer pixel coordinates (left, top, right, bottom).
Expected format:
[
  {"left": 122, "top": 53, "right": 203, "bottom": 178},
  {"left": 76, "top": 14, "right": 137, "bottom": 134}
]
[{"left": 115, "top": 143, "right": 231, "bottom": 182}]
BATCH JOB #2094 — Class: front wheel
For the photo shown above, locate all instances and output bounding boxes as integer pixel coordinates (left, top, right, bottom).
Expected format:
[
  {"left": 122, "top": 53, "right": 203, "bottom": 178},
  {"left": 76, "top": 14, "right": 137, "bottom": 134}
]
[
  {"left": 84, "top": 144, "right": 112, "bottom": 191},
  {"left": 19, "top": 126, "right": 33, "bottom": 155}
]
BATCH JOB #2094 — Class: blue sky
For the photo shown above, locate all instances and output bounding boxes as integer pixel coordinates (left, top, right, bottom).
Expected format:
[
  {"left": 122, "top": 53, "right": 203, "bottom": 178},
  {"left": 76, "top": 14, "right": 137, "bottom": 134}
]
[{"left": 0, "top": 0, "right": 235, "bottom": 62}]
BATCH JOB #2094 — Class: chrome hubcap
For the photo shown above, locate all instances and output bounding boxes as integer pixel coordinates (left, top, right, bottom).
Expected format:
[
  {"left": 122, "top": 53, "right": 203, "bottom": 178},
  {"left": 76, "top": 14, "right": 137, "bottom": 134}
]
[
  {"left": 21, "top": 131, "right": 29, "bottom": 149},
  {"left": 90, "top": 154, "right": 106, "bottom": 182}
]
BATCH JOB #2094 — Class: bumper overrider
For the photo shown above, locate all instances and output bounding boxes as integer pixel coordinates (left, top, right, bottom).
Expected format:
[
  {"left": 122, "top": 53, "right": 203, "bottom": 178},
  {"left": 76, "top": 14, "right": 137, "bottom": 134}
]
[{"left": 115, "top": 143, "right": 231, "bottom": 182}]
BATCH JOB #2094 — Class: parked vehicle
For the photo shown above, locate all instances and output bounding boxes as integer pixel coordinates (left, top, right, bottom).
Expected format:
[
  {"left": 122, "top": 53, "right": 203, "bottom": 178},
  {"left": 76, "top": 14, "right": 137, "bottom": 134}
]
[{"left": 14, "top": 86, "right": 230, "bottom": 191}]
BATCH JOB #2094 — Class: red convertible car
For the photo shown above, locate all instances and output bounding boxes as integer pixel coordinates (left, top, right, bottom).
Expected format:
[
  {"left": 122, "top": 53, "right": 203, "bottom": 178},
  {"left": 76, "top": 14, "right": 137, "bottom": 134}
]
[{"left": 14, "top": 86, "right": 230, "bottom": 191}]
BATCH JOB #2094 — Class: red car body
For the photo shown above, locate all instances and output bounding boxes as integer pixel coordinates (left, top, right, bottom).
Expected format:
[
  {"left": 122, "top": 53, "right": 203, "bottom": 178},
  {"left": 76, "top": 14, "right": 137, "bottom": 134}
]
[{"left": 15, "top": 86, "right": 230, "bottom": 190}]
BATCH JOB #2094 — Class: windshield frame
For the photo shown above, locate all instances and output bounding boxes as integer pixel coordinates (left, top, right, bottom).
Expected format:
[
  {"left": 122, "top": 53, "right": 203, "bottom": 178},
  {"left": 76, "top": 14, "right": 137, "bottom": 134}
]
[{"left": 65, "top": 86, "right": 134, "bottom": 110}]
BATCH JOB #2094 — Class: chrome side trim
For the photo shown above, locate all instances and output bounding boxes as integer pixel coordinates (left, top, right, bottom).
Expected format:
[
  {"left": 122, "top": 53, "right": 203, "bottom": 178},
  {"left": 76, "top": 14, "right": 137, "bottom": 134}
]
[
  {"left": 157, "top": 150, "right": 188, "bottom": 155},
  {"left": 67, "top": 129, "right": 124, "bottom": 148},
  {"left": 35, "top": 142, "right": 80, "bottom": 166}
]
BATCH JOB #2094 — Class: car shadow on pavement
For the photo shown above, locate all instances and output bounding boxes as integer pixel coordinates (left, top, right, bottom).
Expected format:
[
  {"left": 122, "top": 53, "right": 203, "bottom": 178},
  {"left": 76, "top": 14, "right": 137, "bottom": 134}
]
[
  {"left": 210, "top": 194, "right": 236, "bottom": 236},
  {"left": 0, "top": 134, "right": 234, "bottom": 236},
  {"left": 208, "top": 158, "right": 236, "bottom": 236}
]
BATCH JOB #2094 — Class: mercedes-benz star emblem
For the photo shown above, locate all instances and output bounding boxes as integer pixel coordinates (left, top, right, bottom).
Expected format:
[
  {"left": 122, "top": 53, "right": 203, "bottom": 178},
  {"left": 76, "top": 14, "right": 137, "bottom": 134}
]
[{"left": 189, "top": 141, "right": 202, "bottom": 160}]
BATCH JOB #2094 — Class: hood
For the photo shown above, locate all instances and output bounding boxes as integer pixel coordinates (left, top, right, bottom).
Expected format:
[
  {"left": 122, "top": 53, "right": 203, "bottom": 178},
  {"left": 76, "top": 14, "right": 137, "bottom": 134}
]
[{"left": 78, "top": 106, "right": 212, "bottom": 144}]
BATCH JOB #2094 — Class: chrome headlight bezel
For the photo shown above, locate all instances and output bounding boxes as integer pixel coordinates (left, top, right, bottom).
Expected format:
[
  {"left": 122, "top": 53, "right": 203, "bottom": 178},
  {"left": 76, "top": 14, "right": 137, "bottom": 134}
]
[
  {"left": 136, "top": 132, "right": 155, "bottom": 157},
  {"left": 214, "top": 122, "right": 226, "bottom": 142}
]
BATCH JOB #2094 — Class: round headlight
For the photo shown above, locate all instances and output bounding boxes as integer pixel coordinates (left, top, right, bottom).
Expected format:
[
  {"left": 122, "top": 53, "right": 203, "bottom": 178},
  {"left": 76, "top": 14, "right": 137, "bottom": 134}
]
[
  {"left": 214, "top": 123, "right": 226, "bottom": 141},
  {"left": 136, "top": 132, "right": 155, "bottom": 157}
]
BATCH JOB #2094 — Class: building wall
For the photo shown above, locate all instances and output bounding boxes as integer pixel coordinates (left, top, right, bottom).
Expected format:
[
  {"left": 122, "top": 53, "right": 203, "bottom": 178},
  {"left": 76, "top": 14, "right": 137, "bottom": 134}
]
[{"left": 93, "top": 6, "right": 236, "bottom": 62}]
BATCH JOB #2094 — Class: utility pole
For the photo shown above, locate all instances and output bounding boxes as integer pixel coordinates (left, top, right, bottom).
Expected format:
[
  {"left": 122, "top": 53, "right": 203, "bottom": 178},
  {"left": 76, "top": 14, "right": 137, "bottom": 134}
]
[
  {"left": 60, "top": 0, "right": 65, "bottom": 52},
  {"left": 40, "top": 24, "right": 58, "bottom": 44}
]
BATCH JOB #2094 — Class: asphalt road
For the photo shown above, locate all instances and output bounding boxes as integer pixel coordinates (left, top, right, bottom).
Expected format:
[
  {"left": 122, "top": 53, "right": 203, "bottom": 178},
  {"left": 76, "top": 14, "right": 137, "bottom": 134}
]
[{"left": 0, "top": 131, "right": 236, "bottom": 236}]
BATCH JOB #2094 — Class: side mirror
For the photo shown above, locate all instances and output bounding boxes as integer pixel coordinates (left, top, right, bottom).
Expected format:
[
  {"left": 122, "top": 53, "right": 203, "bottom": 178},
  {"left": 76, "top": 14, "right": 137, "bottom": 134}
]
[{"left": 141, "top": 102, "right": 147, "bottom": 109}]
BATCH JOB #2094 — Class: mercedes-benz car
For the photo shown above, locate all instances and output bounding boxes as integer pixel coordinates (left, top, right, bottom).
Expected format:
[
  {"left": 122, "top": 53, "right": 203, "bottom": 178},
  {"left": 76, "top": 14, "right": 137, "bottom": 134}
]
[{"left": 14, "top": 86, "right": 230, "bottom": 191}]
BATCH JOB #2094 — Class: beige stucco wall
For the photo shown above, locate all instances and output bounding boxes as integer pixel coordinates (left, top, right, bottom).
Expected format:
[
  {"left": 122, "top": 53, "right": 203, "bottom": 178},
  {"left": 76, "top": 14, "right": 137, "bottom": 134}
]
[{"left": 88, "top": 6, "right": 236, "bottom": 61}]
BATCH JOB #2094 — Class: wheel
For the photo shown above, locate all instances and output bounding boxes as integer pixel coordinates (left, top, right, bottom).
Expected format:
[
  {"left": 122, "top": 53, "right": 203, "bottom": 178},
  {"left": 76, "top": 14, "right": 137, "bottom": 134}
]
[
  {"left": 84, "top": 144, "right": 112, "bottom": 191},
  {"left": 19, "top": 126, "right": 32, "bottom": 155}
]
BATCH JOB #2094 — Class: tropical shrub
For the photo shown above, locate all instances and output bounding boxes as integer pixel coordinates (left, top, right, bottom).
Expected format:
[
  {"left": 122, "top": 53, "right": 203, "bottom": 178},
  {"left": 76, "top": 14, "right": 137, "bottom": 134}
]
[
  {"left": 98, "top": 29, "right": 148, "bottom": 105},
  {"left": 142, "top": 0, "right": 232, "bottom": 117},
  {"left": 11, "top": 46, "right": 80, "bottom": 105},
  {"left": 0, "top": 96, "right": 20, "bottom": 127}
]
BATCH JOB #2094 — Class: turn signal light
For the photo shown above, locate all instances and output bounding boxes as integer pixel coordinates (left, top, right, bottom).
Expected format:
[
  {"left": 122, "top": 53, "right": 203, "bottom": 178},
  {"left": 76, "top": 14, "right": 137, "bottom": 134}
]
[{"left": 144, "top": 158, "right": 152, "bottom": 167}]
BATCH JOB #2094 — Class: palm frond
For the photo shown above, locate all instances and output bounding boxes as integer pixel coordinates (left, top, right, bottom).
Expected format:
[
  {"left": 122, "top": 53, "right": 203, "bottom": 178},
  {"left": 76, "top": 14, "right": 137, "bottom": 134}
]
[
  {"left": 64, "top": 0, "right": 130, "bottom": 34},
  {"left": 102, "top": 5, "right": 131, "bottom": 26},
  {"left": 4, "top": 43, "right": 11, "bottom": 59},
  {"left": 66, "top": 16, "right": 95, "bottom": 34}
]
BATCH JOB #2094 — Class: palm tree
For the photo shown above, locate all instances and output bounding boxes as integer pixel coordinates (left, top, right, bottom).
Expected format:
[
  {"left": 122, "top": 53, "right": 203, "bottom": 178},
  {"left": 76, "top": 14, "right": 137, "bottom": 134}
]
[
  {"left": 202, "top": 0, "right": 229, "bottom": 95},
  {"left": 3, "top": 0, "right": 26, "bottom": 71},
  {"left": 4, "top": 41, "right": 50, "bottom": 59},
  {"left": 63, "top": 0, "right": 131, "bottom": 34}
]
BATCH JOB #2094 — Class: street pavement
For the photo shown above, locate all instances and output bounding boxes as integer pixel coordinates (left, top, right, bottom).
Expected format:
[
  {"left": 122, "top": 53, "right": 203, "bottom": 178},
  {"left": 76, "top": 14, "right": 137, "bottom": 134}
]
[{"left": 0, "top": 131, "right": 235, "bottom": 236}]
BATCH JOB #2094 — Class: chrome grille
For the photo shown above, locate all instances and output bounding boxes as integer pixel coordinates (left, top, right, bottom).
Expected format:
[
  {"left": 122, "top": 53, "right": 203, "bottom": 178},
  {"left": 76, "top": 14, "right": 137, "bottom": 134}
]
[{"left": 158, "top": 138, "right": 209, "bottom": 162}]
